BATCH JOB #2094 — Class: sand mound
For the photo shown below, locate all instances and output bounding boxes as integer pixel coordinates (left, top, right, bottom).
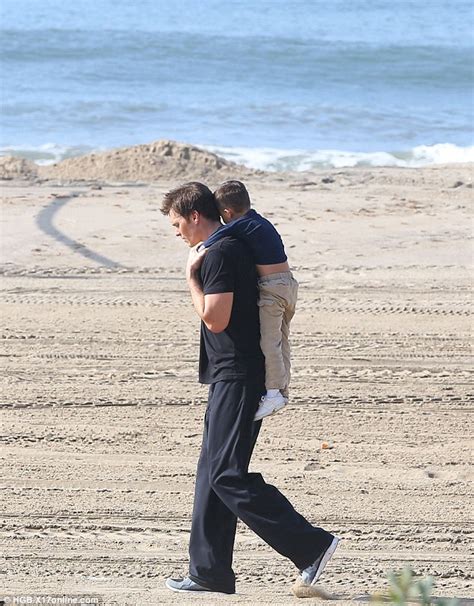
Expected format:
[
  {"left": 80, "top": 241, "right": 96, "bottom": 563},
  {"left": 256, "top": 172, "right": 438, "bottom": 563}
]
[
  {"left": 37, "top": 140, "right": 258, "bottom": 183},
  {"left": 0, "top": 156, "right": 39, "bottom": 181}
]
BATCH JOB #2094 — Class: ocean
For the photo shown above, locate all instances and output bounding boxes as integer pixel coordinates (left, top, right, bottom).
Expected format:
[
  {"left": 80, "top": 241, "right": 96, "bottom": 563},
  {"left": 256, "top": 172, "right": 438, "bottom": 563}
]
[{"left": 1, "top": 0, "right": 473, "bottom": 170}]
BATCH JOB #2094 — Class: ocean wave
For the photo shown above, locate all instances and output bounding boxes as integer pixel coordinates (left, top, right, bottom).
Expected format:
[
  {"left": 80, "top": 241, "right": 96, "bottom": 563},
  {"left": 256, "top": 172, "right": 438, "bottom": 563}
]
[
  {"left": 204, "top": 143, "right": 474, "bottom": 171},
  {"left": 0, "top": 142, "right": 99, "bottom": 165},
  {"left": 1, "top": 142, "right": 472, "bottom": 172}
]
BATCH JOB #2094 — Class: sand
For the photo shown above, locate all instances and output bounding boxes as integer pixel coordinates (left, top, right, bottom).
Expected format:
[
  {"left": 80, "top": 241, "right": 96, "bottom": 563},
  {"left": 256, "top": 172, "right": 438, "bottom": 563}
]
[
  {"left": 0, "top": 140, "right": 259, "bottom": 183},
  {"left": 0, "top": 147, "right": 473, "bottom": 605}
]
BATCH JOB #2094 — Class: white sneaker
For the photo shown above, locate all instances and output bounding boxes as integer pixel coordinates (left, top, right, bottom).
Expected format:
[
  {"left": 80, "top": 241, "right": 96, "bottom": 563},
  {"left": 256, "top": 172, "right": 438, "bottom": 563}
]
[
  {"left": 299, "top": 536, "right": 340, "bottom": 585},
  {"left": 254, "top": 393, "right": 287, "bottom": 421}
]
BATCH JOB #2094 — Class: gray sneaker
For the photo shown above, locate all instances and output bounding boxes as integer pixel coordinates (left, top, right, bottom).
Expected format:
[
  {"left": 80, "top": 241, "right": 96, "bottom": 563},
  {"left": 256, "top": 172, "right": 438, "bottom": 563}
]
[
  {"left": 299, "top": 536, "right": 340, "bottom": 585},
  {"left": 165, "top": 577, "right": 213, "bottom": 593}
]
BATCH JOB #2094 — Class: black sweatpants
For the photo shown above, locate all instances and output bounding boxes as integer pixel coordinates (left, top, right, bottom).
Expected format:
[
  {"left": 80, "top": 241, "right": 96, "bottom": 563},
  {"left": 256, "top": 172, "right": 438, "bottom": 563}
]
[{"left": 188, "top": 379, "right": 334, "bottom": 594}]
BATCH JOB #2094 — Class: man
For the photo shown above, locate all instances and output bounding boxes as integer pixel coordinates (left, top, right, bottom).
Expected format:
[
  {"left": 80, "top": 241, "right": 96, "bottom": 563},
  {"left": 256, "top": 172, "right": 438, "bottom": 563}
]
[{"left": 160, "top": 181, "right": 339, "bottom": 596}]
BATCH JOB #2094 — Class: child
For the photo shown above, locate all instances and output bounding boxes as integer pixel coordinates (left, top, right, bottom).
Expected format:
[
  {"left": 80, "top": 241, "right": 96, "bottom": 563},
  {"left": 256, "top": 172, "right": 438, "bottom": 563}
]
[{"left": 201, "top": 180, "right": 298, "bottom": 421}]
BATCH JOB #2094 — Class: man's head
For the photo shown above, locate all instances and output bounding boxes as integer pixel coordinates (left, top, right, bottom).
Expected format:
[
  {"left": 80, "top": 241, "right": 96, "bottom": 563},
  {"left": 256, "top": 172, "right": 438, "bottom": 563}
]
[
  {"left": 214, "top": 180, "right": 251, "bottom": 223},
  {"left": 161, "top": 182, "right": 221, "bottom": 247}
]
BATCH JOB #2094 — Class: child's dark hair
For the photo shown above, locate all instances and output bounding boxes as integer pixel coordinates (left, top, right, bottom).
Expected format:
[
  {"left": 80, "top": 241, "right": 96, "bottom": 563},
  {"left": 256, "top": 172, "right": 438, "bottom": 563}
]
[{"left": 214, "top": 180, "right": 251, "bottom": 214}]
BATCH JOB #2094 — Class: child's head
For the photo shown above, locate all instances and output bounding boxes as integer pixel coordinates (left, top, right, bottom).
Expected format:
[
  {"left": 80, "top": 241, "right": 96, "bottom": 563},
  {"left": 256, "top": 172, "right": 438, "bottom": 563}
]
[{"left": 214, "top": 180, "right": 251, "bottom": 223}]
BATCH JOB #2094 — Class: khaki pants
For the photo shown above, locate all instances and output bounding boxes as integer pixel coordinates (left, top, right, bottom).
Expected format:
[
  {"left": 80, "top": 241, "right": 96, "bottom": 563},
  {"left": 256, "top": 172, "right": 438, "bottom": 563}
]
[{"left": 258, "top": 272, "right": 298, "bottom": 397}]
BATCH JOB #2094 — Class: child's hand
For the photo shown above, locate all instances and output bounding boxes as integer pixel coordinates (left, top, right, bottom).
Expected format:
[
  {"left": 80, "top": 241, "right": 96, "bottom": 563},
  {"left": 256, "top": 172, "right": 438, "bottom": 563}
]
[{"left": 186, "top": 242, "right": 207, "bottom": 279}]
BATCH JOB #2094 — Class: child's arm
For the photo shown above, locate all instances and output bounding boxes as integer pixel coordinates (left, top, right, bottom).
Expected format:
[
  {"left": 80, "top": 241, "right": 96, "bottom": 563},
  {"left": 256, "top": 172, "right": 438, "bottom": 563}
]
[{"left": 202, "top": 216, "right": 249, "bottom": 249}]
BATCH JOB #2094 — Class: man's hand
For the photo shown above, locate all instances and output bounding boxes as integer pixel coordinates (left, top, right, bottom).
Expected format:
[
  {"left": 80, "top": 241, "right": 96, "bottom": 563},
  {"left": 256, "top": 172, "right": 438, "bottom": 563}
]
[{"left": 186, "top": 243, "right": 207, "bottom": 281}]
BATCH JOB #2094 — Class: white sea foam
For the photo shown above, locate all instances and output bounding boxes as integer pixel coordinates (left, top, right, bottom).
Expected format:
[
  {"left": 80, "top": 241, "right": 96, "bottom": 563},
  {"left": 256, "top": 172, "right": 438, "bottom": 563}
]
[
  {"left": 0, "top": 143, "right": 98, "bottom": 165},
  {"left": 1, "top": 142, "right": 472, "bottom": 172},
  {"left": 204, "top": 143, "right": 474, "bottom": 172}
]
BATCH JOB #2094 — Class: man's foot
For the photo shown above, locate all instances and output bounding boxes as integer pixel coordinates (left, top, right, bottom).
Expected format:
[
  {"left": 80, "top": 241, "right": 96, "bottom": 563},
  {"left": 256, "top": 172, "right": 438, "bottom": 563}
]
[
  {"left": 165, "top": 577, "right": 215, "bottom": 593},
  {"left": 299, "top": 536, "right": 340, "bottom": 585},
  {"left": 254, "top": 392, "right": 287, "bottom": 421}
]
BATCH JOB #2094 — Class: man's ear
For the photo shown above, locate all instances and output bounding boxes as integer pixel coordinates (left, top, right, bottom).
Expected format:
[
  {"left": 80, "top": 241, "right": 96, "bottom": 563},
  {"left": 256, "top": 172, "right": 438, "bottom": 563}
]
[{"left": 191, "top": 210, "right": 200, "bottom": 223}]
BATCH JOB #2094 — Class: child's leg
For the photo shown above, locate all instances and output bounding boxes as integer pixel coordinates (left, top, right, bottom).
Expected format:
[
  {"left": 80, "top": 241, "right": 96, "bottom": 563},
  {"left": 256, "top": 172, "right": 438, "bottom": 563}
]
[
  {"left": 281, "top": 277, "right": 298, "bottom": 399},
  {"left": 258, "top": 296, "right": 287, "bottom": 392},
  {"left": 281, "top": 308, "right": 294, "bottom": 399},
  {"left": 255, "top": 274, "right": 298, "bottom": 421}
]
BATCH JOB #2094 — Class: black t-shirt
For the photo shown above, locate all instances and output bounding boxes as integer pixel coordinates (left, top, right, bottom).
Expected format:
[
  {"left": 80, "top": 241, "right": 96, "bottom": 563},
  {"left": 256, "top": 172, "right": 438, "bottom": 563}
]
[{"left": 198, "top": 236, "right": 265, "bottom": 384}]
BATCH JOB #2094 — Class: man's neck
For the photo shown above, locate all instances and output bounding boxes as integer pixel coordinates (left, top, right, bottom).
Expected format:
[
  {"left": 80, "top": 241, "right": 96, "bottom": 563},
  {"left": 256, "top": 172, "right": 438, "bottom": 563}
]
[{"left": 201, "top": 220, "right": 222, "bottom": 241}]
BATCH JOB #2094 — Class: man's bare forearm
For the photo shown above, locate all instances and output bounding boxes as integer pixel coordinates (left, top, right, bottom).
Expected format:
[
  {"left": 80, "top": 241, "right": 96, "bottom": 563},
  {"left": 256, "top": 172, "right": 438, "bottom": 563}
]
[
  {"left": 187, "top": 270, "right": 205, "bottom": 320},
  {"left": 185, "top": 247, "right": 232, "bottom": 333}
]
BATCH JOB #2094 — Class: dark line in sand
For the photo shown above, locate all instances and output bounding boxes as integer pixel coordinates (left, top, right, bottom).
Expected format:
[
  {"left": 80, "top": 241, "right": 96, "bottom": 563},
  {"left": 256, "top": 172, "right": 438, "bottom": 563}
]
[{"left": 36, "top": 193, "right": 126, "bottom": 269}]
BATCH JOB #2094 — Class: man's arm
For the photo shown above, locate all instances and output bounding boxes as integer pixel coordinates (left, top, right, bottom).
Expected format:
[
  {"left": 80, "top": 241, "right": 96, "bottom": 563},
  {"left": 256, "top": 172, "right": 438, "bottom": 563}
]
[{"left": 186, "top": 246, "right": 233, "bottom": 333}]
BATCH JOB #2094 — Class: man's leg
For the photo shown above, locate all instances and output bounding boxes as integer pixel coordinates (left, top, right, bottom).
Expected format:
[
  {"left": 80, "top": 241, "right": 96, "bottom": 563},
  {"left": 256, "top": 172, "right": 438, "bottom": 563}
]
[
  {"left": 188, "top": 386, "right": 239, "bottom": 594},
  {"left": 207, "top": 380, "right": 334, "bottom": 571}
]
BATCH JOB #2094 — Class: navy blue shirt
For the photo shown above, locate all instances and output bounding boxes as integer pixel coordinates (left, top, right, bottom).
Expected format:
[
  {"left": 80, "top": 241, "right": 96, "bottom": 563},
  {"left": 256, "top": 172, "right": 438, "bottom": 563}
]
[
  {"left": 203, "top": 209, "right": 287, "bottom": 265},
  {"left": 199, "top": 236, "right": 265, "bottom": 384}
]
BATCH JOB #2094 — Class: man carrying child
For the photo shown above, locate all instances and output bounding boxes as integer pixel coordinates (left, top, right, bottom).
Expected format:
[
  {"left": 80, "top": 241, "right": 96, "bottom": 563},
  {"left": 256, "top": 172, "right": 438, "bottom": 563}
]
[{"left": 160, "top": 181, "right": 339, "bottom": 596}]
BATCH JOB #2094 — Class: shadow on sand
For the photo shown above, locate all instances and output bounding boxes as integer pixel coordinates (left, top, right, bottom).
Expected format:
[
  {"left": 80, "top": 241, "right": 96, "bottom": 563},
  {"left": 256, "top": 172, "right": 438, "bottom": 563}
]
[{"left": 36, "top": 192, "right": 126, "bottom": 269}]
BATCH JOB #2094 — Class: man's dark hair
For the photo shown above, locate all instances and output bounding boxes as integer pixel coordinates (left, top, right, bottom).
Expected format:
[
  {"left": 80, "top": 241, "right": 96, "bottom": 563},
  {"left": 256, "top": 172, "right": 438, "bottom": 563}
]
[
  {"left": 161, "top": 181, "right": 220, "bottom": 221},
  {"left": 214, "top": 180, "right": 251, "bottom": 214}
]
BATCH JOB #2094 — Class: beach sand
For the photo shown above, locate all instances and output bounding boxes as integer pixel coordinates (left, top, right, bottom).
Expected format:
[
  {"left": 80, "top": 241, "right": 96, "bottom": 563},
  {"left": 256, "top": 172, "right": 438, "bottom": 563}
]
[{"left": 1, "top": 153, "right": 472, "bottom": 605}]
